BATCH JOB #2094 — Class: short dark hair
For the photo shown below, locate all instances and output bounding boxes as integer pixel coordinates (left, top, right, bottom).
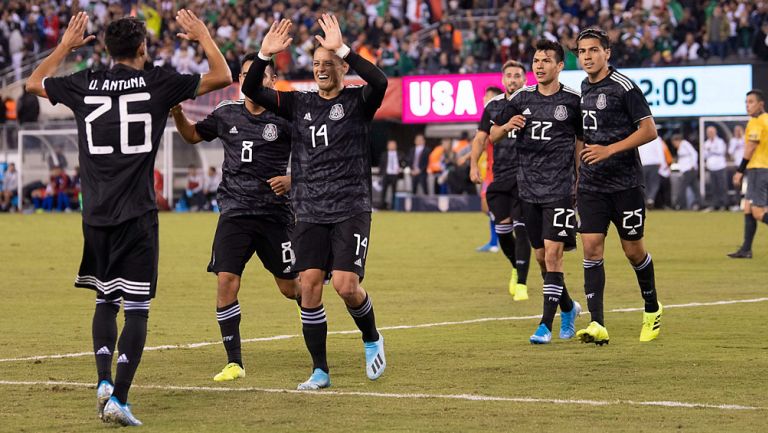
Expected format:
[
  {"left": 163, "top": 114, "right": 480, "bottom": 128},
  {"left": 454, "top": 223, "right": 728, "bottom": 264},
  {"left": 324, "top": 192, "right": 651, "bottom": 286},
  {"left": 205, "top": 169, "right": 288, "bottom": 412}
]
[
  {"left": 576, "top": 27, "right": 610, "bottom": 50},
  {"left": 485, "top": 86, "right": 503, "bottom": 96},
  {"left": 241, "top": 52, "right": 275, "bottom": 71},
  {"left": 502, "top": 60, "right": 526, "bottom": 74},
  {"left": 105, "top": 18, "right": 147, "bottom": 60},
  {"left": 535, "top": 39, "right": 565, "bottom": 63},
  {"left": 747, "top": 89, "right": 765, "bottom": 103}
]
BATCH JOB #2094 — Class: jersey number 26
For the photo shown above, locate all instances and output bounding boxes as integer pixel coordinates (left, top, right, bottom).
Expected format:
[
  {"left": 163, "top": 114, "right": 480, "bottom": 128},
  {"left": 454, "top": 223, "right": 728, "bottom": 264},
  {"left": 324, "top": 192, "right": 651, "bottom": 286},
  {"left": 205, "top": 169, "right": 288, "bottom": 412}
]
[{"left": 84, "top": 93, "right": 152, "bottom": 155}]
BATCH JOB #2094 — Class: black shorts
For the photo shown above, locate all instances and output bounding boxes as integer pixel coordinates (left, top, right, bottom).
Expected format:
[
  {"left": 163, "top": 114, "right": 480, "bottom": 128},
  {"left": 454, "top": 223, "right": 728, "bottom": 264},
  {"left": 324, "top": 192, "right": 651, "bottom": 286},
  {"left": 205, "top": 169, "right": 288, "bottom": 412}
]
[
  {"left": 521, "top": 197, "right": 577, "bottom": 250},
  {"left": 577, "top": 187, "right": 646, "bottom": 241},
  {"left": 208, "top": 215, "right": 297, "bottom": 280},
  {"left": 486, "top": 179, "right": 523, "bottom": 223},
  {"left": 293, "top": 212, "right": 371, "bottom": 281},
  {"left": 75, "top": 211, "right": 158, "bottom": 302}
]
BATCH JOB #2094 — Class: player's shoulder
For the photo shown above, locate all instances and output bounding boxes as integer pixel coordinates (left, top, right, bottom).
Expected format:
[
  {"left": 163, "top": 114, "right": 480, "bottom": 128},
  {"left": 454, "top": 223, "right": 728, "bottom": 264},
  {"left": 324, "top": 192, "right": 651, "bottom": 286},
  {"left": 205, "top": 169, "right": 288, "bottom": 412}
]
[
  {"left": 483, "top": 93, "right": 507, "bottom": 109},
  {"left": 607, "top": 69, "right": 637, "bottom": 92},
  {"left": 509, "top": 85, "right": 536, "bottom": 101},
  {"left": 213, "top": 99, "right": 244, "bottom": 113}
]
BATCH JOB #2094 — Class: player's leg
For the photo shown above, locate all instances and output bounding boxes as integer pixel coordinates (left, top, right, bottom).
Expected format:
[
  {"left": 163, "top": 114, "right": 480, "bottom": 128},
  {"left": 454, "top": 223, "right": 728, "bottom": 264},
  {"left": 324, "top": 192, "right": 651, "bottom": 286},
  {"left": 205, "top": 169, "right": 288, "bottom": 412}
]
[
  {"left": 487, "top": 182, "right": 518, "bottom": 295},
  {"left": 576, "top": 190, "right": 611, "bottom": 345},
  {"left": 511, "top": 183, "right": 531, "bottom": 294},
  {"left": 93, "top": 296, "right": 120, "bottom": 418},
  {"left": 293, "top": 222, "right": 332, "bottom": 389},
  {"left": 748, "top": 171, "right": 768, "bottom": 229},
  {"left": 331, "top": 213, "right": 385, "bottom": 380},
  {"left": 730, "top": 170, "right": 756, "bottom": 257},
  {"left": 476, "top": 182, "right": 499, "bottom": 252}
]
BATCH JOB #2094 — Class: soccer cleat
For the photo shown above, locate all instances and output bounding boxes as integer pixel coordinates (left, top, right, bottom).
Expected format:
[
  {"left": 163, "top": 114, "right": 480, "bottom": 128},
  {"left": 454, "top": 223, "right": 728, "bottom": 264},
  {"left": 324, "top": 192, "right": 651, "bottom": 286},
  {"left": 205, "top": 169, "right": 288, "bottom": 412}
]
[
  {"left": 297, "top": 368, "right": 331, "bottom": 390},
  {"left": 364, "top": 334, "right": 386, "bottom": 380},
  {"left": 639, "top": 302, "right": 663, "bottom": 342},
  {"left": 512, "top": 284, "right": 528, "bottom": 301},
  {"left": 213, "top": 362, "right": 246, "bottom": 382},
  {"left": 559, "top": 301, "right": 582, "bottom": 339},
  {"left": 476, "top": 242, "right": 499, "bottom": 253},
  {"left": 529, "top": 323, "right": 552, "bottom": 344},
  {"left": 102, "top": 396, "right": 142, "bottom": 426},
  {"left": 508, "top": 268, "right": 519, "bottom": 297},
  {"left": 576, "top": 321, "right": 610, "bottom": 345},
  {"left": 727, "top": 249, "right": 752, "bottom": 259},
  {"left": 96, "top": 380, "right": 114, "bottom": 419}
]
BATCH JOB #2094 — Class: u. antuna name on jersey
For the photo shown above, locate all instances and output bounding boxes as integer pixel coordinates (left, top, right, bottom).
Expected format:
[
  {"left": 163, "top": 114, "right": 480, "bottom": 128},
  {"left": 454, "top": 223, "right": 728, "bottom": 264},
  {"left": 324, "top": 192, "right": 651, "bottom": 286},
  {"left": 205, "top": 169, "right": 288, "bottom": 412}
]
[
  {"left": 579, "top": 67, "right": 653, "bottom": 193},
  {"left": 494, "top": 84, "right": 583, "bottom": 203},
  {"left": 195, "top": 99, "right": 292, "bottom": 223},
  {"left": 43, "top": 65, "right": 200, "bottom": 226}
]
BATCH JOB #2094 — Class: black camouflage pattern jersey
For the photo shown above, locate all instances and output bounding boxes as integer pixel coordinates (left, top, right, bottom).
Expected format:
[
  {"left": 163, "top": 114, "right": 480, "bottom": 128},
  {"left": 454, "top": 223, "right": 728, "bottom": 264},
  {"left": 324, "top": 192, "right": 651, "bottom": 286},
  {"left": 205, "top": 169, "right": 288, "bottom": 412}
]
[
  {"left": 579, "top": 67, "right": 653, "bottom": 193},
  {"left": 43, "top": 64, "right": 200, "bottom": 226},
  {"left": 495, "top": 84, "right": 583, "bottom": 203},
  {"left": 479, "top": 93, "right": 518, "bottom": 183},
  {"left": 195, "top": 100, "right": 292, "bottom": 223}
]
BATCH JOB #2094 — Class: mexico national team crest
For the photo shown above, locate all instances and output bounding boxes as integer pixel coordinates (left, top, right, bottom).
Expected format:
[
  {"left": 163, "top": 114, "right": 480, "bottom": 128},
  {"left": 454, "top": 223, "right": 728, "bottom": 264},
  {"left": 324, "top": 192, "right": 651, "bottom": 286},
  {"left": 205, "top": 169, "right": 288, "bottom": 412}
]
[
  {"left": 554, "top": 105, "right": 568, "bottom": 121},
  {"left": 596, "top": 93, "right": 607, "bottom": 110},
  {"left": 262, "top": 123, "right": 278, "bottom": 141},
  {"left": 329, "top": 103, "right": 345, "bottom": 120}
]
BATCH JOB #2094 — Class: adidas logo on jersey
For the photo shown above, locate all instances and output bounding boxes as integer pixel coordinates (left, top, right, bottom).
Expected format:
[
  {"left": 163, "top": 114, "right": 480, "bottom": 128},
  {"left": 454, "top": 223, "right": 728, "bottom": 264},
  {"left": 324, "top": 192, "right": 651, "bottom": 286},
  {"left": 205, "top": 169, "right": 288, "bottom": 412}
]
[
  {"left": 304, "top": 112, "right": 312, "bottom": 121},
  {"left": 628, "top": 228, "right": 638, "bottom": 235},
  {"left": 283, "top": 266, "right": 292, "bottom": 273},
  {"left": 354, "top": 258, "right": 363, "bottom": 267},
  {"left": 523, "top": 108, "right": 532, "bottom": 115},
  {"left": 117, "top": 354, "right": 129, "bottom": 364},
  {"left": 558, "top": 230, "right": 568, "bottom": 237},
  {"left": 96, "top": 346, "right": 111, "bottom": 356},
  {"left": 229, "top": 126, "right": 238, "bottom": 134}
]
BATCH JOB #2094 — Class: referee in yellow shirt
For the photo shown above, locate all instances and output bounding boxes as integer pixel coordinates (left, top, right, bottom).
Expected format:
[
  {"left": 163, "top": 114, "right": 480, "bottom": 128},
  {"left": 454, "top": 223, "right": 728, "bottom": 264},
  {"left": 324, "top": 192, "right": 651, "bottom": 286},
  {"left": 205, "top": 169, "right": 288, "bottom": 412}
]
[{"left": 730, "top": 89, "right": 768, "bottom": 258}]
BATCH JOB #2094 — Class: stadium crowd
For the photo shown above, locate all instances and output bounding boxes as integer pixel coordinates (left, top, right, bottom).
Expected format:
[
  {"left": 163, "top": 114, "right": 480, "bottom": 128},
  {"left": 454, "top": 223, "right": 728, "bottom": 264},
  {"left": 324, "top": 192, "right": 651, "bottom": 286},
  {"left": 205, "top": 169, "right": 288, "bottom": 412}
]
[{"left": 1, "top": 0, "right": 768, "bottom": 82}]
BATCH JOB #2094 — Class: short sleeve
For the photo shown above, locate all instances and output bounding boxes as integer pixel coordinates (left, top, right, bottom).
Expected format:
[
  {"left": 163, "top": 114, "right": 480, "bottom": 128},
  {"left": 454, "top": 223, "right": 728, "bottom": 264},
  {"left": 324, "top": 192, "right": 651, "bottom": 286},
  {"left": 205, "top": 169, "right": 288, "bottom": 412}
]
[
  {"left": 478, "top": 107, "right": 493, "bottom": 134},
  {"left": 623, "top": 86, "right": 653, "bottom": 124},
  {"left": 152, "top": 68, "right": 201, "bottom": 109},
  {"left": 746, "top": 120, "right": 762, "bottom": 143},
  {"left": 43, "top": 72, "right": 87, "bottom": 107},
  {"left": 194, "top": 111, "right": 219, "bottom": 142}
]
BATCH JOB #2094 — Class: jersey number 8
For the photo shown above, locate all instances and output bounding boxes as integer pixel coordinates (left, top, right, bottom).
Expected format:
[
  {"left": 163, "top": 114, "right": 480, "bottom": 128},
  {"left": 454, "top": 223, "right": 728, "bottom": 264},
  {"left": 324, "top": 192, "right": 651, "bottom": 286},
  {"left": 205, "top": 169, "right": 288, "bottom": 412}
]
[{"left": 84, "top": 93, "right": 152, "bottom": 155}]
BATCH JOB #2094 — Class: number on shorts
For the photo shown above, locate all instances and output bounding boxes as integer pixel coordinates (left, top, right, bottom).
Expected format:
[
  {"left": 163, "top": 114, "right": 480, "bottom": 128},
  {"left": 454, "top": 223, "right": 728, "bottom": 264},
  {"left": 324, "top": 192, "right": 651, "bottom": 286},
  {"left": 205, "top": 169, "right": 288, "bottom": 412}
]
[
  {"left": 353, "top": 233, "right": 369, "bottom": 258},
  {"left": 553, "top": 208, "right": 576, "bottom": 228},
  {"left": 622, "top": 209, "right": 643, "bottom": 229},
  {"left": 281, "top": 241, "right": 295, "bottom": 264}
]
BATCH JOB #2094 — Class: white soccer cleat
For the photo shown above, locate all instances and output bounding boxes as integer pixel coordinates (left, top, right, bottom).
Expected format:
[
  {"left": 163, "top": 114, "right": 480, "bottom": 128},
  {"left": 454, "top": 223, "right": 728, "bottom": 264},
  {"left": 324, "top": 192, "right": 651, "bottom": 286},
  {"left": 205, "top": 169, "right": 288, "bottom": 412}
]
[
  {"left": 96, "top": 380, "right": 114, "bottom": 419},
  {"left": 102, "top": 396, "right": 142, "bottom": 426},
  {"left": 364, "top": 334, "right": 386, "bottom": 380},
  {"left": 297, "top": 368, "right": 331, "bottom": 390}
]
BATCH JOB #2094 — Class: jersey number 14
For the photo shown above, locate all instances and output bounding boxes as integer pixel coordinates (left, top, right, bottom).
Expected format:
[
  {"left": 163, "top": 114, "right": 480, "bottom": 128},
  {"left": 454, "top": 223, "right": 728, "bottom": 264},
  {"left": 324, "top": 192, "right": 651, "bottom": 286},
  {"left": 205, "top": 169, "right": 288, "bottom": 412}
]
[{"left": 84, "top": 93, "right": 152, "bottom": 155}]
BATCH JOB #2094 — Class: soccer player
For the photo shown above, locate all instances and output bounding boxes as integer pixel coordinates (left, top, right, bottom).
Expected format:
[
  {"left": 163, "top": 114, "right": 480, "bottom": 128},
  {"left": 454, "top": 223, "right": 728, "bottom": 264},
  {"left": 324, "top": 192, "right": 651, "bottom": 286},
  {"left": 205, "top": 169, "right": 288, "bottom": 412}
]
[
  {"left": 731, "top": 89, "right": 768, "bottom": 258},
  {"left": 573, "top": 28, "right": 662, "bottom": 345},
  {"left": 242, "top": 16, "right": 387, "bottom": 390},
  {"left": 171, "top": 53, "right": 299, "bottom": 382},
  {"left": 470, "top": 60, "right": 531, "bottom": 301},
  {"left": 26, "top": 11, "right": 231, "bottom": 425},
  {"left": 489, "top": 40, "right": 583, "bottom": 343}
]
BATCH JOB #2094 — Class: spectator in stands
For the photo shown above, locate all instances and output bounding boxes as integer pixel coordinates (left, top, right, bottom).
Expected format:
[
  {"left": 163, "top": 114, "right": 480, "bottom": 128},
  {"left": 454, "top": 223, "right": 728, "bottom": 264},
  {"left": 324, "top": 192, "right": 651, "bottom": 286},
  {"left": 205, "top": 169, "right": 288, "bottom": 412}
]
[
  {"left": 673, "top": 32, "right": 701, "bottom": 63},
  {"left": 1, "top": 162, "right": 18, "bottom": 212},
  {"left": 672, "top": 134, "right": 701, "bottom": 211},
  {"left": 378, "top": 139, "right": 405, "bottom": 210},
  {"left": 447, "top": 132, "right": 475, "bottom": 195},
  {"left": 703, "top": 126, "right": 729, "bottom": 211},
  {"left": 639, "top": 136, "right": 669, "bottom": 209},
  {"left": 203, "top": 166, "right": 221, "bottom": 211},
  {"left": 706, "top": 5, "right": 730, "bottom": 60},
  {"left": 432, "top": 138, "right": 454, "bottom": 195},
  {"left": 754, "top": 20, "right": 768, "bottom": 61},
  {"left": 729, "top": 125, "right": 746, "bottom": 169},
  {"left": 409, "top": 133, "right": 429, "bottom": 195}
]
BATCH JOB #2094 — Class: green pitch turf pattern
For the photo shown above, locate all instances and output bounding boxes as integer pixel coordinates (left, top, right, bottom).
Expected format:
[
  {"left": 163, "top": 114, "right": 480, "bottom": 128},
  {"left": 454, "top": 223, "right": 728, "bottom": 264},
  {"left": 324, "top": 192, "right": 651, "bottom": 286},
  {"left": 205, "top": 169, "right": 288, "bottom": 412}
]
[{"left": 0, "top": 211, "right": 766, "bottom": 432}]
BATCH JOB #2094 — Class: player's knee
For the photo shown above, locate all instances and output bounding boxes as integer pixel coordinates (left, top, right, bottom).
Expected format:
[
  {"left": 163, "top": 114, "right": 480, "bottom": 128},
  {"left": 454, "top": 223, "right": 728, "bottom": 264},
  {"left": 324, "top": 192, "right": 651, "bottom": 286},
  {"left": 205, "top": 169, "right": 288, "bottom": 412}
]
[
  {"left": 277, "top": 279, "right": 299, "bottom": 299},
  {"left": 750, "top": 207, "right": 764, "bottom": 220},
  {"left": 622, "top": 245, "right": 646, "bottom": 264}
]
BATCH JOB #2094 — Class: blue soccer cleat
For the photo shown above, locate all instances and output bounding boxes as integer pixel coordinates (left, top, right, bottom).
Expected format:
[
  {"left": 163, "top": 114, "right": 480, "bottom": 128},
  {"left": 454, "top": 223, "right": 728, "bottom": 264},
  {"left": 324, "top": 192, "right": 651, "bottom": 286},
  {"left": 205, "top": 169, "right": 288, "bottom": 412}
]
[
  {"left": 365, "top": 334, "right": 386, "bottom": 380},
  {"left": 96, "top": 380, "right": 113, "bottom": 419},
  {"left": 297, "top": 368, "right": 331, "bottom": 390},
  {"left": 102, "top": 396, "right": 142, "bottom": 426},
  {"left": 559, "top": 301, "right": 582, "bottom": 339},
  {"left": 529, "top": 323, "right": 552, "bottom": 344},
  {"left": 476, "top": 242, "right": 499, "bottom": 253}
]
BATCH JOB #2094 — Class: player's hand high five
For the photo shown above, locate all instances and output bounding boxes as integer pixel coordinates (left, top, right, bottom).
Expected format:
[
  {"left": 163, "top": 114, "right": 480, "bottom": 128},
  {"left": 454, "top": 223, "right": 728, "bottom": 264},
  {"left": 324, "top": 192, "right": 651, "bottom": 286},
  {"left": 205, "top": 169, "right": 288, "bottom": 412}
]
[
  {"left": 176, "top": 9, "right": 210, "bottom": 42},
  {"left": 260, "top": 19, "right": 293, "bottom": 57},
  {"left": 61, "top": 12, "right": 95, "bottom": 51},
  {"left": 315, "top": 14, "right": 343, "bottom": 52}
]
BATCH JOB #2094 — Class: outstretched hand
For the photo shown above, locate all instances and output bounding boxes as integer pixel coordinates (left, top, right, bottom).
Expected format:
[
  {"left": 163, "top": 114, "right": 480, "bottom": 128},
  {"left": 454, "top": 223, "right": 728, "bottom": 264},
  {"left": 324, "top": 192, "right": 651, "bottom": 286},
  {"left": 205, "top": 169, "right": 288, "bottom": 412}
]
[
  {"left": 60, "top": 12, "right": 95, "bottom": 51},
  {"left": 176, "top": 9, "right": 209, "bottom": 42},
  {"left": 315, "top": 14, "right": 343, "bottom": 51},
  {"left": 260, "top": 19, "right": 293, "bottom": 56}
]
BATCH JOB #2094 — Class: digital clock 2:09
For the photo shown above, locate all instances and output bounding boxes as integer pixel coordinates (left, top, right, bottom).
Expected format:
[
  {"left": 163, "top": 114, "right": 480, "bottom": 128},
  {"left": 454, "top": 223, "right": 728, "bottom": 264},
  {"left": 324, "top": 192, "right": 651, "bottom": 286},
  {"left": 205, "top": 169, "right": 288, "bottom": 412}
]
[{"left": 638, "top": 78, "right": 696, "bottom": 106}]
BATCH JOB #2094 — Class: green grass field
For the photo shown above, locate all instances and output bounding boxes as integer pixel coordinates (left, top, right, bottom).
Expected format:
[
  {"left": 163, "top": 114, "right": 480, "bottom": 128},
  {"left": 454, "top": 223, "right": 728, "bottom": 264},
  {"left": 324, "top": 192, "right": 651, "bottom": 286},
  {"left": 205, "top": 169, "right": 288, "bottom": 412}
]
[{"left": 0, "top": 211, "right": 766, "bottom": 432}]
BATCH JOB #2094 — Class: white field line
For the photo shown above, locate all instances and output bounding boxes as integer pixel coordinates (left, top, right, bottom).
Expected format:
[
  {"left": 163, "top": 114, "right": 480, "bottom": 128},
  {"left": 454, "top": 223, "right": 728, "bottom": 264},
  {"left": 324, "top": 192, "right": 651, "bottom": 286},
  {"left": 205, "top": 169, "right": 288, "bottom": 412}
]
[
  {"left": 1, "top": 297, "right": 767, "bottom": 364},
  {"left": 0, "top": 380, "right": 761, "bottom": 411}
]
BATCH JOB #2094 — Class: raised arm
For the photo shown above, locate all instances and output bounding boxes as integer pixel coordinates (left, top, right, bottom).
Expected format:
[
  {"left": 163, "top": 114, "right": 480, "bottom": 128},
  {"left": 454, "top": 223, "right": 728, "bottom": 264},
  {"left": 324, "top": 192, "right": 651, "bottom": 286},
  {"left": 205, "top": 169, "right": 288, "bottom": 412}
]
[
  {"left": 170, "top": 105, "right": 204, "bottom": 144},
  {"left": 241, "top": 19, "right": 295, "bottom": 119},
  {"left": 26, "top": 12, "right": 95, "bottom": 98},
  {"left": 176, "top": 9, "right": 231, "bottom": 96}
]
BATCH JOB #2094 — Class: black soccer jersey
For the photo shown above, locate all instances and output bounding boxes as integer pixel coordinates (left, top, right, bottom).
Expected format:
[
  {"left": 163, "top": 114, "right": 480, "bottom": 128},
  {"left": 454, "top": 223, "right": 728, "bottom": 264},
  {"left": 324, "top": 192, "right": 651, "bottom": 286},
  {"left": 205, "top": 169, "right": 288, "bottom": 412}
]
[
  {"left": 242, "top": 53, "right": 387, "bottom": 224},
  {"left": 195, "top": 100, "right": 292, "bottom": 223},
  {"left": 495, "top": 84, "right": 583, "bottom": 203},
  {"left": 579, "top": 67, "right": 653, "bottom": 193},
  {"left": 479, "top": 94, "right": 518, "bottom": 183},
  {"left": 44, "top": 65, "right": 200, "bottom": 226}
]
